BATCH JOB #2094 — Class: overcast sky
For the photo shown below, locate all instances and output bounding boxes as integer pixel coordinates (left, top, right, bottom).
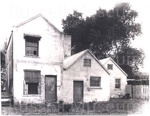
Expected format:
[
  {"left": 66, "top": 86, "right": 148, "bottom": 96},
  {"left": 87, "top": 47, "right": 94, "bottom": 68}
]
[{"left": 0, "top": 0, "right": 149, "bottom": 72}]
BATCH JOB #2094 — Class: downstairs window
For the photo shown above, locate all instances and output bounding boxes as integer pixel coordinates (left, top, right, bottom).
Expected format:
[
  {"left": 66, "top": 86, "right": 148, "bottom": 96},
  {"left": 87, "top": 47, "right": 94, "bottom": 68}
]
[{"left": 24, "top": 70, "right": 41, "bottom": 95}]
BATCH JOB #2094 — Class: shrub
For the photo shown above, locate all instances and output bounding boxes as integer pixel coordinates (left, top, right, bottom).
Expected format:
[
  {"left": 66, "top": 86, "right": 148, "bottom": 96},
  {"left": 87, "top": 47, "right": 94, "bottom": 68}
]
[
  {"left": 58, "top": 100, "right": 64, "bottom": 105},
  {"left": 58, "top": 100, "right": 64, "bottom": 112},
  {"left": 64, "top": 104, "right": 72, "bottom": 112},
  {"left": 57, "top": 100, "right": 72, "bottom": 112}
]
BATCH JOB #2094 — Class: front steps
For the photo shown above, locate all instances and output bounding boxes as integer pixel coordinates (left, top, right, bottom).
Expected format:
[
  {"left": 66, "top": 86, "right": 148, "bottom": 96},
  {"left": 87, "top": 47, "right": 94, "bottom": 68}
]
[{"left": 1, "top": 92, "right": 13, "bottom": 106}]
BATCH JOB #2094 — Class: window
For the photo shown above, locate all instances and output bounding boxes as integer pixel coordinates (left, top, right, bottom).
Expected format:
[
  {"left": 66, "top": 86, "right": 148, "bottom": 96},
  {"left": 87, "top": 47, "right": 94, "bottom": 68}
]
[
  {"left": 84, "top": 59, "right": 91, "bottom": 67},
  {"left": 25, "top": 35, "right": 41, "bottom": 56},
  {"left": 107, "top": 64, "right": 113, "bottom": 70},
  {"left": 90, "top": 76, "right": 101, "bottom": 87},
  {"left": 115, "top": 79, "right": 121, "bottom": 89},
  {"left": 24, "top": 70, "right": 41, "bottom": 95},
  {"left": 27, "top": 83, "right": 38, "bottom": 94}
]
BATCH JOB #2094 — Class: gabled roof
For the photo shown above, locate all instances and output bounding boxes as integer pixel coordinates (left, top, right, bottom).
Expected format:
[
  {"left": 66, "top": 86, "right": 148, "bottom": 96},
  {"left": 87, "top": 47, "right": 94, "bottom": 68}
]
[
  {"left": 63, "top": 49, "right": 110, "bottom": 75},
  {"left": 100, "top": 57, "right": 110, "bottom": 65},
  {"left": 14, "top": 14, "right": 63, "bottom": 34},
  {"left": 99, "top": 57, "right": 128, "bottom": 76}
]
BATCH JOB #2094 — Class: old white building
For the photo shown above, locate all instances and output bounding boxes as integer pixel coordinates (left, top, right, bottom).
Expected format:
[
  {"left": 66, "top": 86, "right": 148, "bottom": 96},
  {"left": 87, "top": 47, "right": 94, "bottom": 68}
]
[
  {"left": 61, "top": 50, "right": 110, "bottom": 103},
  {"left": 5, "top": 14, "right": 71, "bottom": 104},
  {"left": 5, "top": 14, "right": 111, "bottom": 104},
  {"left": 99, "top": 57, "right": 128, "bottom": 98}
]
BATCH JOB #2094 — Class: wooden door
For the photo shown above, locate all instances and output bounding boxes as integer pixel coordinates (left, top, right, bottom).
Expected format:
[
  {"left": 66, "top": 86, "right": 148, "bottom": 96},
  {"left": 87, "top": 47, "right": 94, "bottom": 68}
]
[
  {"left": 73, "top": 81, "right": 83, "bottom": 102},
  {"left": 45, "top": 75, "right": 57, "bottom": 103}
]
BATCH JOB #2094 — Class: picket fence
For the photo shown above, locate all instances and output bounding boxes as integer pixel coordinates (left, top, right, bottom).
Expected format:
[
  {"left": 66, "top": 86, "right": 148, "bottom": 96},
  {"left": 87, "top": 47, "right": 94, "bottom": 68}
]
[{"left": 126, "top": 85, "right": 149, "bottom": 99}]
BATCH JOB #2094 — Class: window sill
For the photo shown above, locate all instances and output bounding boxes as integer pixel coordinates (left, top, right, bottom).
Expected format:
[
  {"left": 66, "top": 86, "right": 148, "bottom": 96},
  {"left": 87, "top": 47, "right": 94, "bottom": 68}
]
[
  {"left": 24, "top": 56, "right": 40, "bottom": 58},
  {"left": 23, "top": 94, "right": 41, "bottom": 97},
  {"left": 115, "top": 88, "right": 121, "bottom": 91},
  {"left": 88, "top": 87, "right": 102, "bottom": 89}
]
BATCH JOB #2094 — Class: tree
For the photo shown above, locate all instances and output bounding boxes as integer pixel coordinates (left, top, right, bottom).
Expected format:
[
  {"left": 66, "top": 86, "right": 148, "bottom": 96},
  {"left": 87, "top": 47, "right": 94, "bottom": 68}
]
[
  {"left": 62, "top": 11, "right": 87, "bottom": 54},
  {"left": 1, "top": 42, "right": 7, "bottom": 92},
  {"left": 114, "top": 46, "right": 145, "bottom": 71},
  {"left": 62, "top": 3, "right": 143, "bottom": 70}
]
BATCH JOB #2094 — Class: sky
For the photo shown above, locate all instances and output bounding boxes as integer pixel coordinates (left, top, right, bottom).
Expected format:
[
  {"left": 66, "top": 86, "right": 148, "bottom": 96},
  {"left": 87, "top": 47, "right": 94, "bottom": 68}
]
[{"left": 0, "top": 0, "right": 149, "bottom": 73}]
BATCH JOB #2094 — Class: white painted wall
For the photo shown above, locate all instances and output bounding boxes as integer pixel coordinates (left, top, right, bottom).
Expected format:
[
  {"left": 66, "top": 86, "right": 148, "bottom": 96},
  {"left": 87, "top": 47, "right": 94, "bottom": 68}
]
[
  {"left": 103, "top": 60, "right": 127, "bottom": 98},
  {"left": 61, "top": 52, "right": 110, "bottom": 103},
  {"left": 12, "top": 16, "right": 70, "bottom": 104},
  {"left": 13, "top": 17, "right": 64, "bottom": 62}
]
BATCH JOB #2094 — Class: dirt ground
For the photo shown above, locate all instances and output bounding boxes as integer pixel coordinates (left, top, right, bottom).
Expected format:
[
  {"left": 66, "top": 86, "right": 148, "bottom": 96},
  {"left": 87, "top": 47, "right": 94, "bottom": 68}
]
[{"left": 1, "top": 98, "right": 149, "bottom": 115}]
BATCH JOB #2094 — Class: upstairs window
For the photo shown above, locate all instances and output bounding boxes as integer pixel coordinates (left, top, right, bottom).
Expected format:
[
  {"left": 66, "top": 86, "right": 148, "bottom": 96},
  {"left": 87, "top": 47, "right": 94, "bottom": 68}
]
[
  {"left": 90, "top": 76, "right": 101, "bottom": 87},
  {"left": 107, "top": 64, "right": 113, "bottom": 70},
  {"left": 24, "top": 34, "right": 41, "bottom": 56},
  {"left": 84, "top": 59, "right": 91, "bottom": 67},
  {"left": 115, "top": 79, "right": 121, "bottom": 89}
]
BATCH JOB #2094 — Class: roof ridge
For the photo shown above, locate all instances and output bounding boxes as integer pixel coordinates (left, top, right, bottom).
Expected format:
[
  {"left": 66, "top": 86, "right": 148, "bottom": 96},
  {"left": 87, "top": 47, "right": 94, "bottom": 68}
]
[
  {"left": 15, "top": 14, "right": 43, "bottom": 27},
  {"left": 63, "top": 49, "right": 89, "bottom": 70},
  {"left": 100, "top": 57, "right": 128, "bottom": 76},
  {"left": 14, "top": 14, "right": 63, "bottom": 34},
  {"left": 69, "top": 49, "right": 88, "bottom": 57},
  {"left": 63, "top": 49, "right": 110, "bottom": 75}
]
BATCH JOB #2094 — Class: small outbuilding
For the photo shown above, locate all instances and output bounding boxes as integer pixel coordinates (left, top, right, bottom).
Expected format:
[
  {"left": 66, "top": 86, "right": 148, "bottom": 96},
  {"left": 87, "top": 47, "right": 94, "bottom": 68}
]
[
  {"left": 60, "top": 50, "right": 111, "bottom": 103},
  {"left": 100, "top": 57, "right": 128, "bottom": 98}
]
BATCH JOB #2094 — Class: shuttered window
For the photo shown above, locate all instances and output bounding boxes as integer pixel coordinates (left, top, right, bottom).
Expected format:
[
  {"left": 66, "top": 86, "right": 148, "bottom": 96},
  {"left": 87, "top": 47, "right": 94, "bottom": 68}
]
[
  {"left": 90, "top": 76, "right": 101, "bottom": 87},
  {"left": 24, "top": 70, "right": 41, "bottom": 94},
  {"left": 24, "top": 70, "right": 40, "bottom": 83}
]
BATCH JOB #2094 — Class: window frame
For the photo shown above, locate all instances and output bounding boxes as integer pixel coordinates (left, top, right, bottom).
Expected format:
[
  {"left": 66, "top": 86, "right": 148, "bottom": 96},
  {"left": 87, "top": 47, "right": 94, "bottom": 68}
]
[
  {"left": 83, "top": 59, "right": 91, "bottom": 67},
  {"left": 115, "top": 79, "right": 121, "bottom": 89},
  {"left": 24, "top": 70, "right": 41, "bottom": 95},
  {"left": 107, "top": 64, "right": 113, "bottom": 70},
  {"left": 24, "top": 34, "right": 41, "bottom": 57},
  {"left": 90, "top": 76, "right": 101, "bottom": 87}
]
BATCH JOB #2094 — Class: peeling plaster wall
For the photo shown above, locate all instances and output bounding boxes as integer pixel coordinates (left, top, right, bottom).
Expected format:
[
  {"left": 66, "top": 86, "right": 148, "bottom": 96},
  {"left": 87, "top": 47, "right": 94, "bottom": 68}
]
[
  {"left": 13, "top": 60, "right": 62, "bottom": 104},
  {"left": 12, "top": 17, "right": 65, "bottom": 104}
]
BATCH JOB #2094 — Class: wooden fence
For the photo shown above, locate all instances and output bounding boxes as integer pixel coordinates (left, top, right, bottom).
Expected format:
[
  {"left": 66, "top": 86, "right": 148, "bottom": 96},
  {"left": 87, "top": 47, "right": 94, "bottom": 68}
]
[{"left": 126, "top": 85, "right": 149, "bottom": 99}]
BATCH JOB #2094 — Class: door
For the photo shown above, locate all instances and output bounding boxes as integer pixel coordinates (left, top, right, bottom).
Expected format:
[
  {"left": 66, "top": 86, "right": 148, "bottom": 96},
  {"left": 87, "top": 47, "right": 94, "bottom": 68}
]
[
  {"left": 73, "top": 81, "right": 83, "bottom": 102},
  {"left": 45, "top": 75, "right": 57, "bottom": 103}
]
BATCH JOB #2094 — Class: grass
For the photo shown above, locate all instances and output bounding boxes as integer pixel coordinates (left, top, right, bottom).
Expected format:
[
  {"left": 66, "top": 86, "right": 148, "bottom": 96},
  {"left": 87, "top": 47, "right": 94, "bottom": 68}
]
[{"left": 1, "top": 98, "right": 149, "bottom": 115}]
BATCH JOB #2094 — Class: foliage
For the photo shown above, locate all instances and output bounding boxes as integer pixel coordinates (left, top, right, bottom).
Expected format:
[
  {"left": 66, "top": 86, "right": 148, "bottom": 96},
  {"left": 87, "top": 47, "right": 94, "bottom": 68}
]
[
  {"left": 1, "top": 43, "right": 7, "bottom": 91},
  {"left": 114, "top": 46, "right": 145, "bottom": 71},
  {"left": 119, "top": 65, "right": 133, "bottom": 79},
  {"left": 62, "top": 3, "right": 143, "bottom": 70},
  {"left": 1, "top": 68, "right": 6, "bottom": 91}
]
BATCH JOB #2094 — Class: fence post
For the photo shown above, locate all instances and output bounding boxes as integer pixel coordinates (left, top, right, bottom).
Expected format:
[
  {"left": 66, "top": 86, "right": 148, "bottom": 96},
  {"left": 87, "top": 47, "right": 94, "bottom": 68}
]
[{"left": 131, "top": 85, "right": 133, "bottom": 99}]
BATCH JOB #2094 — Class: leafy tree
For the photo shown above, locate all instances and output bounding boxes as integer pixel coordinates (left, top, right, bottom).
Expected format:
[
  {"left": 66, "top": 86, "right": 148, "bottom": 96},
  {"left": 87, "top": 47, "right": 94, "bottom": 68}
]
[
  {"left": 1, "top": 43, "right": 7, "bottom": 92},
  {"left": 62, "top": 11, "right": 87, "bottom": 54},
  {"left": 114, "top": 46, "right": 145, "bottom": 71},
  {"left": 119, "top": 64, "right": 133, "bottom": 79},
  {"left": 62, "top": 3, "right": 143, "bottom": 71}
]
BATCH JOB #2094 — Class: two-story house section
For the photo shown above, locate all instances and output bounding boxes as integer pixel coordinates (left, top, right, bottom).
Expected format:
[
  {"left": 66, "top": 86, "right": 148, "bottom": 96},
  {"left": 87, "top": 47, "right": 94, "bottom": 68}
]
[
  {"left": 5, "top": 14, "right": 71, "bottom": 104},
  {"left": 99, "top": 57, "right": 128, "bottom": 98}
]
